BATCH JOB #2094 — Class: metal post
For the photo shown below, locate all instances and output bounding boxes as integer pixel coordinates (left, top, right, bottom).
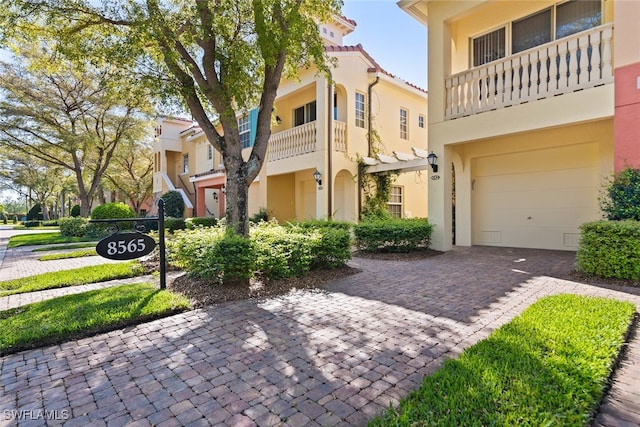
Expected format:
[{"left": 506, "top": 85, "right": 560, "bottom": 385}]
[{"left": 158, "top": 199, "right": 166, "bottom": 290}]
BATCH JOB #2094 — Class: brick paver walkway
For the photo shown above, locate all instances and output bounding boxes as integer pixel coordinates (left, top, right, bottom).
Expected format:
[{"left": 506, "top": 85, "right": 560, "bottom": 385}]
[
  {"left": 1, "top": 238, "right": 639, "bottom": 426},
  {"left": 0, "top": 243, "right": 124, "bottom": 283}
]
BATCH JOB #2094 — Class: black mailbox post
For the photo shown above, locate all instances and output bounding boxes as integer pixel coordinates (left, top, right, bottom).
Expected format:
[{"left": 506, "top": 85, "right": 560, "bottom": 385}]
[{"left": 91, "top": 199, "right": 167, "bottom": 289}]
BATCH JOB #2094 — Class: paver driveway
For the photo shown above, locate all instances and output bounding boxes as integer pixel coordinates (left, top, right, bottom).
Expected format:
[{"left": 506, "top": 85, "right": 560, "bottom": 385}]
[{"left": 1, "top": 245, "right": 640, "bottom": 426}]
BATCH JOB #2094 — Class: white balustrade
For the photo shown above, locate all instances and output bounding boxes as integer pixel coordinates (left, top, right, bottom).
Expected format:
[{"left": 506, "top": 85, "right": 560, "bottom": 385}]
[
  {"left": 445, "top": 24, "right": 614, "bottom": 120},
  {"left": 268, "top": 120, "right": 348, "bottom": 161}
]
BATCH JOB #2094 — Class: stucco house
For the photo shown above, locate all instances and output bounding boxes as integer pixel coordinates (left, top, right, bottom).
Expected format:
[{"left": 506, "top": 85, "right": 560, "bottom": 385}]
[
  {"left": 153, "top": 15, "right": 429, "bottom": 223},
  {"left": 399, "top": 0, "right": 640, "bottom": 252}
]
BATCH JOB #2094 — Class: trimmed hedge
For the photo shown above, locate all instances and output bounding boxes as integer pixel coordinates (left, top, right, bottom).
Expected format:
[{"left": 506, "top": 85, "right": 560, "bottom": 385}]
[
  {"left": 87, "top": 202, "right": 136, "bottom": 238},
  {"left": 59, "top": 217, "right": 89, "bottom": 237},
  {"left": 167, "top": 227, "right": 255, "bottom": 284},
  {"left": 168, "top": 220, "right": 352, "bottom": 284},
  {"left": 577, "top": 220, "right": 640, "bottom": 280},
  {"left": 165, "top": 218, "right": 187, "bottom": 233},
  {"left": 186, "top": 216, "right": 218, "bottom": 229},
  {"left": 354, "top": 218, "right": 433, "bottom": 252}
]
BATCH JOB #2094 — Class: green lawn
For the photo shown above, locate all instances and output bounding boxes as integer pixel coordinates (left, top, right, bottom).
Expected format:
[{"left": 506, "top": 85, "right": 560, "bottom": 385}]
[
  {"left": 38, "top": 248, "right": 97, "bottom": 261},
  {"left": 0, "top": 283, "right": 190, "bottom": 355},
  {"left": 370, "top": 294, "right": 636, "bottom": 427},
  {"left": 8, "top": 232, "right": 96, "bottom": 248},
  {"left": 0, "top": 262, "right": 146, "bottom": 296}
]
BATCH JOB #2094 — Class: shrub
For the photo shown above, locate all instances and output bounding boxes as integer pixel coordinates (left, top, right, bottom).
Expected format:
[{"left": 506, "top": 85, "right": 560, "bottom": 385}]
[
  {"left": 26, "top": 204, "right": 43, "bottom": 221},
  {"left": 577, "top": 220, "right": 640, "bottom": 280},
  {"left": 24, "top": 220, "right": 42, "bottom": 228},
  {"left": 168, "top": 227, "right": 255, "bottom": 284},
  {"left": 169, "top": 220, "right": 351, "bottom": 284},
  {"left": 42, "top": 220, "right": 59, "bottom": 227},
  {"left": 600, "top": 167, "right": 640, "bottom": 220},
  {"left": 59, "top": 217, "right": 89, "bottom": 237},
  {"left": 91, "top": 202, "right": 136, "bottom": 220},
  {"left": 88, "top": 202, "right": 136, "bottom": 238},
  {"left": 249, "top": 207, "right": 269, "bottom": 223},
  {"left": 354, "top": 218, "right": 433, "bottom": 252},
  {"left": 162, "top": 191, "right": 185, "bottom": 218},
  {"left": 186, "top": 216, "right": 218, "bottom": 229},
  {"left": 251, "top": 221, "right": 315, "bottom": 279},
  {"left": 165, "top": 218, "right": 187, "bottom": 233},
  {"left": 285, "top": 218, "right": 352, "bottom": 231},
  {"left": 310, "top": 226, "right": 352, "bottom": 269},
  {"left": 284, "top": 219, "right": 352, "bottom": 269},
  {"left": 70, "top": 205, "right": 81, "bottom": 217}
]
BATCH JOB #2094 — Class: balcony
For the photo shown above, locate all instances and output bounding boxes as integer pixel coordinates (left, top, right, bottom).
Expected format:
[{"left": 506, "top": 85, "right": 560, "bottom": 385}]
[
  {"left": 268, "top": 120, "right": 347, "bottom": 161},
  {"left": 445, "top": 24, "right": 613, "bottom": 120}
]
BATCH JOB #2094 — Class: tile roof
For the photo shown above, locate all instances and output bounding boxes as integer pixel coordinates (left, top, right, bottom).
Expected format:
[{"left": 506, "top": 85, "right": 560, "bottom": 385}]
[{"left": 324, "top": 44, "right": 427, "bottom": 93}]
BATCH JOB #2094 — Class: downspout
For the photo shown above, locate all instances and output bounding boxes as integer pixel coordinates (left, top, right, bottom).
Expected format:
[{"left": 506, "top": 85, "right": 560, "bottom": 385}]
[
  {"left": 367, "top": 76, "right": 380, "bottom": 157},
  {"left": 327, "top": 72, "right": 333, "bottom": 220},
  {"left": 359, "top": 75, "right": 380, "bottom": 220}
]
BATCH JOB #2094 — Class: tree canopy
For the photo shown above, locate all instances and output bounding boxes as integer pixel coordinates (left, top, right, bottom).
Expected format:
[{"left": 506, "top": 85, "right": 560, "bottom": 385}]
[
  {"left": 1, "top": 0, "right": 342, "bottom": 235},
  {"left": 0, "top": 43, "right": 153, "bottom": 217}
]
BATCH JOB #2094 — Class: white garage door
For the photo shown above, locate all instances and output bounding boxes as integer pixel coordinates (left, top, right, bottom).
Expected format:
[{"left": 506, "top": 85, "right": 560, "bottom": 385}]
[{"left": 471, "top": 143, "right": 602, "bottom": 250}]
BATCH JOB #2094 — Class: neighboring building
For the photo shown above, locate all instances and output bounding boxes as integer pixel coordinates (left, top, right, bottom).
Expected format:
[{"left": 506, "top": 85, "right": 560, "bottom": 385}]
[
  {"left": 153, "top": 15, "right": 429, "bottom": 222},
  {"left": 399, "top": 0, "right": 640, "bottom": 252}
]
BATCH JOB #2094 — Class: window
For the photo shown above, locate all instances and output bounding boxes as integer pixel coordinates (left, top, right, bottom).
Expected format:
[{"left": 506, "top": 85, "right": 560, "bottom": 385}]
[
  {"left": 471, "top": 0, "right": 601, "bottom": 65},
  {"left": 239, "top": 115, "right": 251, "bottom": 149},
  {"left": 355, "top": 92, "right": 366, "bottom": 128},
  {"left": 512, "top": 9, "right": 551, "bottom": 54},
  {"left": 418, "top": 114, "right": 425, "bottom": 128},
  {"left": 472, "top": 27, "right": 506, "bottom": 67},
  {"left": 388, "top": 186, "right": 403, "bottom": 218},
  {"left": 207, "top": 144, "right": 213, "bottom": 160},
  {"left": 294, "top": 101, "right": 317, "bottom": 127},
  {"left": 556, "top": 0, "right": 601, "bottom": 39},
  {"left": 182, "top": 154, "right": 189, "bottom": 174},
  {"left": 400, "top": 108, "right": 408, "bottom": 140}
]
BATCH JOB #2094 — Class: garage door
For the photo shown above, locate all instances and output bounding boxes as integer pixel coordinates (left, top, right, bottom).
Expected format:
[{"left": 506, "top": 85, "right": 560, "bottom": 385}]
[{"left": 471, "top": 143, "right": 601, "bottom": 250}]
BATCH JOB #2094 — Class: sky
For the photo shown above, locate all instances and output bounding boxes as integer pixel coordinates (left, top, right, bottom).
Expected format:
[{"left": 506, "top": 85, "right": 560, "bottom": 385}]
[{"left": 341, "top": 0, "right": 427, "bottom": 90}]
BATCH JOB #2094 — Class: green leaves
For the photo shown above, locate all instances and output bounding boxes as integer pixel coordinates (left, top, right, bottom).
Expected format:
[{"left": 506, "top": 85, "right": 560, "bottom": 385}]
[
  {"left": 577, "top": 220, "right": 640, "bottom": 280},
  {"left": 371, "top": 294, "right": 635, "bottom": 426},
  {"left": 600, "top": 167, "right": 640, "bottom": 221}
]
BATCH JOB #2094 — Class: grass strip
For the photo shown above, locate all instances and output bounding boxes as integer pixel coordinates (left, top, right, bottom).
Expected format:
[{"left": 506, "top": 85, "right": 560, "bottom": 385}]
[
  {"left": 38, "top": 249, "right": 97, "bottom": 261},
  {"left": 370, "top": 294, "right": 636, "bottom": 427},
  {"left": 32, "top": 243, "right": 97, "bottom": 252},
  {"left": 8, "top": 232, "right": 96, "bottom": 248},
  {"left": 0, "top": 262, "right": 146, "bottom": 297},
  {"left": 0, "top": 283, "right": 190, "bottom": 355}
]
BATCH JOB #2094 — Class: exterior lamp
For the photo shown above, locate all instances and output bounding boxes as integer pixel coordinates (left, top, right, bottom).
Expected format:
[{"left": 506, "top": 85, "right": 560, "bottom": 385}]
[
  {"left": 313, "top": 169, "right": 322, "bottom": 186},
  {"left": 276, "top": 116, "right": 282, "bottom": 125},
  {"left": 427, "top": 151, "right": 438, "bottom": 173},
  {"left": 213, "top": 191, "right": 218, "bottom": 201},
  {"left": 221, "top": 185, "right": 226, "bottom": 194}
]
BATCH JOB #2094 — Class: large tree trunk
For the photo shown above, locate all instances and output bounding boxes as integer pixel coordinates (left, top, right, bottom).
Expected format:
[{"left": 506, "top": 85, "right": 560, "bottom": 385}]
[{"left": 79, "top": 194, "right": 92, "bottom": 218}]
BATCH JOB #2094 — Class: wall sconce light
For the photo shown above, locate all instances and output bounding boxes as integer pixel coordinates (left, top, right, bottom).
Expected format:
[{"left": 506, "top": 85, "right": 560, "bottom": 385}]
[
  {"left": 221, "top": 185, "right": 226, "bottom": 194},
  {"left": 276, "top": 116, "right": 282, "bottom": 125},
  {"left": 313, "top": 169, "right": 322, "bottom": 186},
  {"left": 213, "top": 191, "right": 218, "bottom": 201},
  {"left": 427, "top": 151, "right": 439, "bottom": 173}
]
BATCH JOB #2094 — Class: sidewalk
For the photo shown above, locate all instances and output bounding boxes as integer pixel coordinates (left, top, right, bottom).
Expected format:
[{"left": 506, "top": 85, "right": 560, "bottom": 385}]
[{"left": 0, "top": 229, "right": 639, "bottom": 426}]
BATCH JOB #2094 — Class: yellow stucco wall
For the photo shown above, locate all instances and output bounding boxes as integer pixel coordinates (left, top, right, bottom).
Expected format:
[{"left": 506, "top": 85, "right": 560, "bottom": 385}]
[{"left": 400, "top": 0, "right": 619, "bottom": 251}]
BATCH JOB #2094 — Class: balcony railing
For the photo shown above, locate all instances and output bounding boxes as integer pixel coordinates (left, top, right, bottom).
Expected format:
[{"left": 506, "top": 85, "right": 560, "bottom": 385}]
[
  {"left": 268, "top": 120, "right": 347, "bottom": 161},
  {"left": 445, "top": 23, "right": 613, "bottom": 120}
]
